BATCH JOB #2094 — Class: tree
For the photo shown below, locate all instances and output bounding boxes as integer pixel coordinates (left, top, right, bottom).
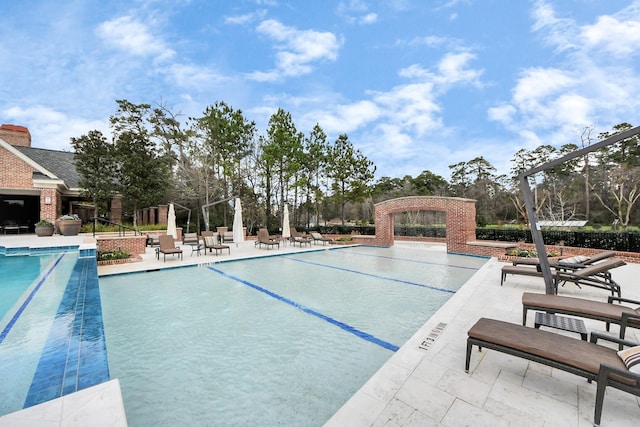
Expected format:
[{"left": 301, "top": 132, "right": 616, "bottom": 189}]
[
  {"left": 591, "top": 123, "right": 640, "bottom": 229},
  {"left": 326, "top": 134, "right": 376, "bottom": 224},
  {"left": 260, "top": 108, "right": 302, "bottom": 229},
  {"left": 301, "top": 124, "right": 329, "bottom": 227},
  {"left": 110, "top": 100, "right": 171, "bottom": 226},
  {"left": 71, "top": 130, "right": 117, "bottom": 217}
]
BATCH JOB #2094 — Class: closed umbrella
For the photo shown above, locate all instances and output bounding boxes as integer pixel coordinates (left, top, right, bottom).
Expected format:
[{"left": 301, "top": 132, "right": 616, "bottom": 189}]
[
  {"left": 282, "top": 204, "right": 291, "bottom": 239},
  {"left": 167, "top": 203, "right": 178, "bottom": 240},
  {"left": 232, "top": 198, "right": 244, "bottom": 245}
]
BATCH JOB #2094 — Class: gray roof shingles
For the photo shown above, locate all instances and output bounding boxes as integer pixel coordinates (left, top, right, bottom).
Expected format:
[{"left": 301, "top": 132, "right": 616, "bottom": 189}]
[{"left": 14, "top": 146, "right": 82, "bottom": 189}]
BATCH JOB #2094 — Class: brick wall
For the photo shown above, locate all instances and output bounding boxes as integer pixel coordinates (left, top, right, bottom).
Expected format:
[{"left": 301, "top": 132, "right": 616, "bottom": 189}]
[
  {"left": 372, "top": 196, "right": 477, "bottom": 253},
  {"left": 96, "top": 235, "right": 147, "bottom": 256},
  {"left": 0, "top": 146, "right": 37, "bottom": 189}
]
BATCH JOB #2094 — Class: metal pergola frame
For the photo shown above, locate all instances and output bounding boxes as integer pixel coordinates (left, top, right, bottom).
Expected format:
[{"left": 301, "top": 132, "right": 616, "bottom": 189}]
[{"left": 518, "top": 125, "right": 640, "bottom": 294}]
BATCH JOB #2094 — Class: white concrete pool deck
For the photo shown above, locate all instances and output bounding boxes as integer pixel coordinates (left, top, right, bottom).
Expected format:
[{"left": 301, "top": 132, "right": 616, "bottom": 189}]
[{"left": 1, "top": 234, "right": 639, "bottom": 426}]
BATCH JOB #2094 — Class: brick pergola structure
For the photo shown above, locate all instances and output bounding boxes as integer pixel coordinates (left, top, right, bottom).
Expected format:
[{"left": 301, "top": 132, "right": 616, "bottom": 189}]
[{"left": 371, "top": 196, "right": 478, "bottom": 253}]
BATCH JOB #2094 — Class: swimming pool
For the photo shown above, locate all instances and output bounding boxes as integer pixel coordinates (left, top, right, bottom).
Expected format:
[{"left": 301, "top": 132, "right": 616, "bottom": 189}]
[
  {"left": 0, "top": 248, "right": 108, "bottom": 417},
  {"left": 99, "top": 245, "right": 487, "bottom": 426}
]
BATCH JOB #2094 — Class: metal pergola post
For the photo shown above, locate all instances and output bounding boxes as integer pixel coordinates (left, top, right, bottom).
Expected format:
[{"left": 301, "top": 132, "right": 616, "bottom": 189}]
[{"left": 518, "top": 125, "right": 640, "bottom": 294}]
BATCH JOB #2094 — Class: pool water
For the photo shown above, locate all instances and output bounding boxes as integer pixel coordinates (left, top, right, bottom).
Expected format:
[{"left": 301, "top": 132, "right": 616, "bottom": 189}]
[
  {"left": 100, "top": 246, "right": 486, "bottom": 426},
  {"left": 0, "top": 252, "right": 79, "bottom": 415}
]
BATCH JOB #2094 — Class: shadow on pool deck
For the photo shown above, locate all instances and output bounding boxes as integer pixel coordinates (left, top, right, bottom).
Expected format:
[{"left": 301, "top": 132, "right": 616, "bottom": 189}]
[{"left": 2, "top": 233, "right": 639, "bottom": 426}]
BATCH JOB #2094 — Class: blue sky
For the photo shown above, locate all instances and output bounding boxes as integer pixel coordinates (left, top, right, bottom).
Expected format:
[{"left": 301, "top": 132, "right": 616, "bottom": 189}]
[{"left": 1, "top": 0, "right": 639, "bottom": 180}]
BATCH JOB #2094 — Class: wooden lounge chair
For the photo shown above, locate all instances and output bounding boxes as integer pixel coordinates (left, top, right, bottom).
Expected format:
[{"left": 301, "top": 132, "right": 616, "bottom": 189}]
[
  {"left": 290, "top": 227, "right": 311, "bottom": 247},
  {"left": 157, "top": 235, "right": 183, "bottom": 261},
  {"left": 522, "top": 292, "right": 640, "bottom": 339},
  {"left": 256, "top": 228, "right": 279, "bottom": 249},
  {"left": 202, "top": 234, "right": 230, "bottom": 255},
  {"left": 466, "top": 317, "right": 640, "bottom": 426},
  {"left": 310, "top": 231, "right": 332, "bottom": 245},
  {"left": 501, "top": 258, "right": 625, "bottom": 297}
]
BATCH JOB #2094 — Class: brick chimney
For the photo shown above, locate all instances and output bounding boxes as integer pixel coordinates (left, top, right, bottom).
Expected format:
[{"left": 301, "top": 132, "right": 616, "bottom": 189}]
[{"left": 0, "top": 124, "right": 31, "bottom": 147}]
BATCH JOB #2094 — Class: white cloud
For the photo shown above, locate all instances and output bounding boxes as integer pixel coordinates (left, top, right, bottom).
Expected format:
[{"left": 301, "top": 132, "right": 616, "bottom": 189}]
[
  {"left": 493, "top": 1, "right": 640, "bottom": 140},
  {"left": 96, "top": 16, "right": 175, "bottom": 62},
  {"left": 249, "top": 19, "right": 341, "bottom": 80},
  {"left": 2, "top": 105, "right": 108, "bottom": 151},
  {"left": 225, "top": 10, "right": 268, "bottom": 25},
  {"left": 581, "top": 15, "right": 640, "bottom": 57}
]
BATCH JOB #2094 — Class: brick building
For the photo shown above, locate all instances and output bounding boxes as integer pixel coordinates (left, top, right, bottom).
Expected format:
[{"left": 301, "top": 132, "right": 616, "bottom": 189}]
[{"left": 0, "top": 124, "right": 94, "bottom": 232}]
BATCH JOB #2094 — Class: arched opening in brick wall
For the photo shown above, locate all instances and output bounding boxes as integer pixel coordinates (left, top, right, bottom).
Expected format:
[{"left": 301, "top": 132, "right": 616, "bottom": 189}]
[{"left": 372, "top": 196, "right": 476, "bottom": 253}]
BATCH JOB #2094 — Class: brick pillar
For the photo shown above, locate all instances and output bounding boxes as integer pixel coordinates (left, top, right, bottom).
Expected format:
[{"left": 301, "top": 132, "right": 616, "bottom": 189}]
[
  {"left": 149, "top": 207, "right": 156, "bottom": 225},
  {"left": 158, "top": 205, "right": 168, "bottom": 225},
  {"left": 110, "top": 194, "right": 123, "bottom": 224},
  {"left": 38, "top": 188, "right": 58, "bottom": 222},
  {"left": 143, "top": 208, "right": 149, "bottom": 225}
]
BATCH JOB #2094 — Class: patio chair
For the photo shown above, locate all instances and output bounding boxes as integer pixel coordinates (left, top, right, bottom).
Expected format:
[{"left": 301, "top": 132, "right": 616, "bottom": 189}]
[
  {"left": 290, "top": 227, "right": 311, "bottom": 247},
  {"left": 202, "top": 234, "right": 230, "bottom": 255},
  {"left": 157, "top": 235, "right": 183, "bottom": 261},
  {"left": 182, "top": 232, "right": 199, "bottom": 245},
  {"left": 465, "top": 317, "right": 640, "bottom": 426},
  {"left": 310, "top": 231, "right": 332, "bottom": 245},
  {"left": 222, "top": 231, "right": 234, "bottom": 243},
  {"left": 256, "top": 228, "right": 279, "bottom": 249},
  {"left": 522, "top": 292, "right": 640, "bottom": 340},
  {"left": 146, "top": 234, "right": 160, "bottom": 247},
  {"left": 501, "top": 258, "right": 625, "bottom": 297}
]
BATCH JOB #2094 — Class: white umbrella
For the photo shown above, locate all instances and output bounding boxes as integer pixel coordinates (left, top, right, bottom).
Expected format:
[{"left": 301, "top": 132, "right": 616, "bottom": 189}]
[
  {"left": 167, "top": 203, "right": 178, "bottom": 240},
  {"left": 232, "top": 198, "right": 244, "bottom": 245},
  {"left": 282, "top": 204, "right": 291, "bottom": 239}
]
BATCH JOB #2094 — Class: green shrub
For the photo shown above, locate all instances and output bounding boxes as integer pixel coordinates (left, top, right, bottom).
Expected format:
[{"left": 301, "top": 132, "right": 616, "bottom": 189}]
[{"left": 97, "top": 249, "right": 131, "bottom": 261}]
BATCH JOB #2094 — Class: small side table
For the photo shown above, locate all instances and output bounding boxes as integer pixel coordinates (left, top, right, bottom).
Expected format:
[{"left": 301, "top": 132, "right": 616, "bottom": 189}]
[{"left": 534, "top": 312, "right": 588, "bottom": 341}]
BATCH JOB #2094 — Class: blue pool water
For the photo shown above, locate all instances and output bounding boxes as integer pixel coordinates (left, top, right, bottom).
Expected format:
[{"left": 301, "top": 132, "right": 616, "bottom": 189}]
[
  {"left": 0, "top": 250, "right": 108, "bottom": 417},
  {"left": 99, "top": 245, "right": 487, "bottom": 426}
]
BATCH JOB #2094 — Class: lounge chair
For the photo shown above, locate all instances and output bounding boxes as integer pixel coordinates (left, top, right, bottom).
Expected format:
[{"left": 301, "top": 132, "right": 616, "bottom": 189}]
[
  {"left": 501, "top": 258, "right": 625, "bottom": 297},
  {"left": 310, "top": 231, "right": 332, "bottom": 245},
  {"left": 465, "top": 317, "right": 640, "bottom": 426},
  {"left": 222, "top": 231, "right": 234, "bottom": 243},
  {"left": 157, "top": 235, "right": 183, "bottom": 261},
  {"left": 256, "top": 228, "right": 279, "bottom": 249},
  {"left": 202, "top": 234, "right": 230, "bottom": 255},
  {"left": 146, "top": 234, "right": 160, "bottom": 247},
  {"left": 182, "top": 232, "right": 199, "bottom": 245},
  {"left": 290, "top": 227, "right": 311, "bottom": 247},
  {"left": 522, "top": 292, "right": 640, "bottom": 339},
  {"left": 512, "top": 250, "right": 616, "bottom": 268}
]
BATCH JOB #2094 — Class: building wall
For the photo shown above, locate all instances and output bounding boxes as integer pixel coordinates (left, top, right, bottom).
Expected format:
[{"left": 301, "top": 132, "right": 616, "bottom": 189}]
[{"left": 0, "top": 145, "right": 37, "bottom": 189}]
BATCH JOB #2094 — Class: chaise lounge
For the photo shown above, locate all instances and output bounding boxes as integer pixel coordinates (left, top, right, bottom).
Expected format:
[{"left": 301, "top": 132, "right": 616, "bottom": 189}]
[
  {"left": 201, "top": 231, "right": 230, "bottom": 255},
  {"left": 157, "top": 235, "right": 183, "bottom": 261},
  {"left": 290, "top": 227, "right": 312, "bottom": 247},
  {"left": 522, "top": 292, "right": 640, "bottom": 339},
  {"left": 466, "top": 317, "right": 640, "bottom": 426},
  {"left": 310, "top": 231, "right": 332, "bottom": 245},
  {"left": 256, "top": 228, "right": 279, "bottom": 249},
  {"left": 500, "top": 257, "right": 626, "bottom": 297}
]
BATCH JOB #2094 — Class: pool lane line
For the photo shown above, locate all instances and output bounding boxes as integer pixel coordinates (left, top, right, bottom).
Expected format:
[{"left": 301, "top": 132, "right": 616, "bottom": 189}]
[
  {"left": 340, "top": 250, "right": 481, "bottom": 271},
  {"left": 207, "top": 266, "right": 400, "bottom": 352},
  {"left": 0, "top": 253, "right": 66, "bottom": 346},
  {"left": 284, "top": 257, "right": 456, "bottom": 294}
]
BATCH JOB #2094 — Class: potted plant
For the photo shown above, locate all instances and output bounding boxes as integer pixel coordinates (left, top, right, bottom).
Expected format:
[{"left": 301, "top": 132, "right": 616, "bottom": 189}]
[
  {"left": 35, "top": 219, "right": 54, "bottom": 237},
  {"left": 56, "top": 214, "right": 82, "bottom": 236}
]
